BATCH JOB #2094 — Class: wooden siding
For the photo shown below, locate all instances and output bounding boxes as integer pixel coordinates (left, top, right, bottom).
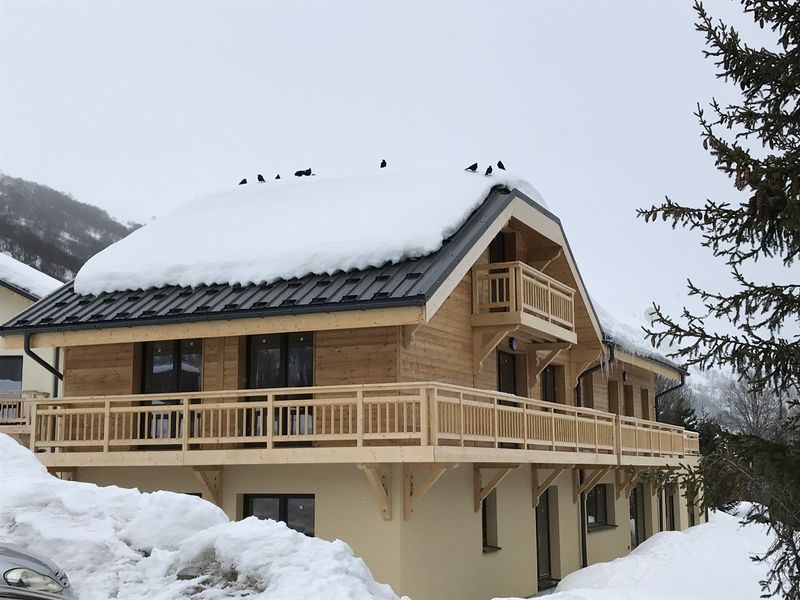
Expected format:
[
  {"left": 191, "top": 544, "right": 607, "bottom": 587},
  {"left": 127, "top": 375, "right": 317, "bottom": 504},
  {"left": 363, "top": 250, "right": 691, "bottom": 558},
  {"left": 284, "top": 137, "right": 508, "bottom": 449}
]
[
  {"left": 315, "top": 327, "right": 398, "bottom": 385},
  {"left": 63, "top": 343, "right": 135, "bottom": 397},
  {"left": 584, "top": 363, "right": 655, "bottom": 420},
  {"left": 400, "top": 273, "right": 474, "bottom": 388}
]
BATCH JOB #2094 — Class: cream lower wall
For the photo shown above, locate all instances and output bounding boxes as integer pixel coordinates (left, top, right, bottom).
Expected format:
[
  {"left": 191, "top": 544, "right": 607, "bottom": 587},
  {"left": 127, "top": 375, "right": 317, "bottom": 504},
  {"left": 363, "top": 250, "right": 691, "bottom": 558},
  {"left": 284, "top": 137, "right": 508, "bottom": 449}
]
[{"left": 75, "top": 464, "right": 699, "bottom": 600}]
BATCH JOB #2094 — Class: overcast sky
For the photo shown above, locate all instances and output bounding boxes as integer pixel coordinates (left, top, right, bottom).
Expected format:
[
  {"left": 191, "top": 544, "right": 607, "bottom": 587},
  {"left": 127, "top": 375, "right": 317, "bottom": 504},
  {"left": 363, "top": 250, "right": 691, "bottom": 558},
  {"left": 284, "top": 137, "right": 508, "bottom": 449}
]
[{"left": 0, "top": 0, "right": 793, "bottom": 330}]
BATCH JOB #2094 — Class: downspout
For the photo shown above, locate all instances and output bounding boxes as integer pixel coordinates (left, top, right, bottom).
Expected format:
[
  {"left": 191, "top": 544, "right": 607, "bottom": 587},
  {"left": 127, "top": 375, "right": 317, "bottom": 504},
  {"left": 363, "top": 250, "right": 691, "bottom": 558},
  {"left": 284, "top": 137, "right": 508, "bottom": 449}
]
[
  {"left": 654, "top": 371, "right": 686, "bottom": 423},
  {"left": 52, "top": 347, "right": 61, "bottom": 398},
  {"left": 573, "top": 344, "right": 615, "bottom": 568},
  {"left": 24, "top": 332, "right": 63, "bottom": 382}
]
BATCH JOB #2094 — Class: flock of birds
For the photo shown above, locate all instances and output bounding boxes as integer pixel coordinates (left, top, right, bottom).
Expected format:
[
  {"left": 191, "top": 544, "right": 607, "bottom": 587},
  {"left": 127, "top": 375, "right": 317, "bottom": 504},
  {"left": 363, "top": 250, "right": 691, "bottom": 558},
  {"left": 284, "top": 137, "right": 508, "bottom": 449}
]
[{"left": 237, "top": 159, "right": 504, "bottom": 185}]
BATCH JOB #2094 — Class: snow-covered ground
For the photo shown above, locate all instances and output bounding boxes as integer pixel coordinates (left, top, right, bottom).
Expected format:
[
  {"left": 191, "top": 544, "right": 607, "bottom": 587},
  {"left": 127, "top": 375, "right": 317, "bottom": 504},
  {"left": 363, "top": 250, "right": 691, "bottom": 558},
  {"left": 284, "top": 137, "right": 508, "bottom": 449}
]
[
  {"left": 0, "top": 435, "right": 404, "bottom": 600},
  {"left": 498, "top": 505, "right": 773, "bottom": 600}
]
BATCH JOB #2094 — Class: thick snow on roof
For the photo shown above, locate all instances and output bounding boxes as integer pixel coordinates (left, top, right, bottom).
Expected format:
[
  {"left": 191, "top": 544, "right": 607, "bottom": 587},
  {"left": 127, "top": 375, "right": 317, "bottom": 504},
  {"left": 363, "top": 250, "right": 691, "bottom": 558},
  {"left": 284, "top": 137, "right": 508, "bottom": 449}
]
[
  {"left": 593, "top": 301, "right": 683, "bottom": 372},
  {"left": 74, "top": 169, "right": 543, "bottom": 295},
  {"left": 0, "top": 434, "right": 404, "bottom": 600},
  {"left": 0, "top": 252, "right": 61, "bottom": 299}
]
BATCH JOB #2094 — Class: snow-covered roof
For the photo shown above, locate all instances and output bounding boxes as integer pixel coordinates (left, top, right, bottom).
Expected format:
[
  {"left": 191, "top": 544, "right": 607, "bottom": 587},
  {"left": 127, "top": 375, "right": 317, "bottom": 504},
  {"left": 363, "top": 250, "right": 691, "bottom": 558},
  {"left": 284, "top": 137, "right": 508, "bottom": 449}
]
[
  {"left": 74, "top": 169, "right": 542, "bottom": 295},
  {"left": 593, "top": 301, "right": 686, "bottom": 374},
  {"left": 0, "top": 252, "right": 62, "bottom": 299}
]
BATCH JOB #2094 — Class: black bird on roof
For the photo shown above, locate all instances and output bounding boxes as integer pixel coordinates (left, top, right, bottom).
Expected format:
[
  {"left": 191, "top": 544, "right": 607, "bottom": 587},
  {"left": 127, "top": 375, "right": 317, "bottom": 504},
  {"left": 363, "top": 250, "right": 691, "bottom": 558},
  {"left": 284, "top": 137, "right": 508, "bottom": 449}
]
[
  {"left": 380, "top": 159, "right": 387, "bottom": 168},
  {"left": 239, "top": 178, "right": 247, "bottom": 185},
  {"left": 465, "top": 162, "right": 478, "bottom": 172},
  {"left": 275, "top": 174, "right": 281, "bottom": 180},
  {"left": 257, "top": 174, "right": 266, "bottom": 183},
  {"left": 294, "top": 169, "right": 305, "bottom": 177},
  {"left": 303, "top": 168, "right": 313, "bottom": 176},
  {"left": 485, "top": 165, "right": 493, "bottom": 176},
  {"left": 497, "top": 160, "right": 506, "bottom": 171}
]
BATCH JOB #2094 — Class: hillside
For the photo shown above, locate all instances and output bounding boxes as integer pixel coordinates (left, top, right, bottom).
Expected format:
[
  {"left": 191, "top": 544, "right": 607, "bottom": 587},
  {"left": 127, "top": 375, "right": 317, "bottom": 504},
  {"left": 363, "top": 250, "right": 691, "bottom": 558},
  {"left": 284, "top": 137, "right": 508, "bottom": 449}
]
[{"left": 0, "top": 173, "right": 138, "bottom": 282}]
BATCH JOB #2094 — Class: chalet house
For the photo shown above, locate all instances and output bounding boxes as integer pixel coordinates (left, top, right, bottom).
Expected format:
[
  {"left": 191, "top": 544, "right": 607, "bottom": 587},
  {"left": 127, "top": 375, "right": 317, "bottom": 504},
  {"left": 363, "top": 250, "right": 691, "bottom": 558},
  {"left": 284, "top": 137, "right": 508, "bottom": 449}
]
[
  {"left": 0, "top": 253, "right": 62, "bottom": 443},
  {"left": 0, "top": 171, "right": 701, "bottom": 600}
]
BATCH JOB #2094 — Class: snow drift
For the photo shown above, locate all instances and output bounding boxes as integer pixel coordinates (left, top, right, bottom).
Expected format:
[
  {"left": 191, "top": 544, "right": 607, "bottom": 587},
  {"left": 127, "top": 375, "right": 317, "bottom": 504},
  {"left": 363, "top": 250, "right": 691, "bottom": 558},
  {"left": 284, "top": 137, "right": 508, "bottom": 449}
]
[
  {"left": 0, "top": 252, "right": 62, "bottom": 299},
  {"left": 496, "top": 507, "right": 773, "bottom": 600},
  {"left": 0, "top": 435, "right": 403, "bottom": 600},
  {"left": 73, "top": 169, "right": 542, "bottom": 295}
]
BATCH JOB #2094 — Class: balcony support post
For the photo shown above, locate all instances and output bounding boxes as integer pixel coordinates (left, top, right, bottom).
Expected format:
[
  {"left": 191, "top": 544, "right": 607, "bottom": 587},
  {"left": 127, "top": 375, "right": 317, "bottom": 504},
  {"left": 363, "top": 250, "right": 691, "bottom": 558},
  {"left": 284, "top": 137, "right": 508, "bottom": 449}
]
[
  {"left": 474, "top": 464, "right": 518, "bottom": 512},
  {"left": 192, "top": 466, "right": 223, "bottom": 506},
  {"left": 358, "top": 464, "right": 393, "bottom": 521},
  {"left": 404, "top": 463, "right": 456, "bottom": 521},
  {"left": 573, "top": 466, "right": 610, "bottom": 503}
]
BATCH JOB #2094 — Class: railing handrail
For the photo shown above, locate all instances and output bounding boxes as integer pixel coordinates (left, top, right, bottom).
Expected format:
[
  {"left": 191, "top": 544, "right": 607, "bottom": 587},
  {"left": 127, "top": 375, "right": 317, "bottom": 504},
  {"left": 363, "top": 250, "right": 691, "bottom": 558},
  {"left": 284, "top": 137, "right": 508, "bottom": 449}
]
[
  {"left": 0, "top": 390, "right": 49, "bottom": 400},
  {"left": 619, "top": 414, "right": 685, "bottom": 433},
  {"left": 473, "top": 261, "right": 576, "bottom": 297}
]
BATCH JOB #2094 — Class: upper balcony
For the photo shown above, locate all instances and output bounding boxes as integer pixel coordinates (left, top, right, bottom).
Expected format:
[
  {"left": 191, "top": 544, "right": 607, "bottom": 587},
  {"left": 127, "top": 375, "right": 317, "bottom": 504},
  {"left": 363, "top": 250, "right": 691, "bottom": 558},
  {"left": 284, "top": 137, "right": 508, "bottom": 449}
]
[
  {"left": 472, "top": 261, "right": 577, "bottom": 344},
  {"left": 0, "top": 390, "right": 49, "bottom": 436},
  {"left": 27, "top": 383, "right": 699, "bottom": 469}
]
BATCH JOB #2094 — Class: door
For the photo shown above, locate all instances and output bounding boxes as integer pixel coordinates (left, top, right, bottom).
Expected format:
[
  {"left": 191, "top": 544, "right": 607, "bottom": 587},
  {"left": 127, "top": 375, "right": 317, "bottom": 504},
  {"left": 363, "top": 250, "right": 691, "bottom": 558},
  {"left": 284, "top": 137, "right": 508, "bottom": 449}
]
[
  {"left": 536, "top": 488, "right": 553, "bottom": 586},
  {"left": 629, "top": 484, "right": 645, "bottom": 549},
  {"left": 498, "top": 351, "right": 517, "bottom": 395}
]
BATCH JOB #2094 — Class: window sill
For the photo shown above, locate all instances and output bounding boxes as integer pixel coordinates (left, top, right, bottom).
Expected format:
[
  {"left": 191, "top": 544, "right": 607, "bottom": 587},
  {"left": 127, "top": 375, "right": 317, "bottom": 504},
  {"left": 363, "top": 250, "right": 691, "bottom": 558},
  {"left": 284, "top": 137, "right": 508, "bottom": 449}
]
[
  {"left": 482, "top": 545, "right": 502, "bottom": 554},
  {"left": 587, "top": 524, "right": 617, "bottom": 533}
]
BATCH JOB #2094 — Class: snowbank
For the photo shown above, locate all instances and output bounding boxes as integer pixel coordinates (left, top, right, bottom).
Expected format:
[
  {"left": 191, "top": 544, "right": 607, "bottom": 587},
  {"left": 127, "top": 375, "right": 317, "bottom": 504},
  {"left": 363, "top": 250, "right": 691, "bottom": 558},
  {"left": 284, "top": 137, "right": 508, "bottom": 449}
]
[
  {"left": 0, "top": 435, "right": 403, "bottom": 600},
  {"left": 0, "top": 252, "right": 62, "bottom": 299},
  {"left": 496, "top": 509, "right": 772, "bottom": 600},
  {"left": 73, "top": 169, "right": 542, "bottom": 295}
]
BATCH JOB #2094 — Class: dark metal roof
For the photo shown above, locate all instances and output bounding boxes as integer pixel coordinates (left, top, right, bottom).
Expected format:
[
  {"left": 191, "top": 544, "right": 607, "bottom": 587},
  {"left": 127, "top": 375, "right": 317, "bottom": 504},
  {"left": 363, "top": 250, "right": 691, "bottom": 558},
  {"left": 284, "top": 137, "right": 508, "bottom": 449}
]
[{"left": 1, "top": 185, "right": 521, "bottom": 335}]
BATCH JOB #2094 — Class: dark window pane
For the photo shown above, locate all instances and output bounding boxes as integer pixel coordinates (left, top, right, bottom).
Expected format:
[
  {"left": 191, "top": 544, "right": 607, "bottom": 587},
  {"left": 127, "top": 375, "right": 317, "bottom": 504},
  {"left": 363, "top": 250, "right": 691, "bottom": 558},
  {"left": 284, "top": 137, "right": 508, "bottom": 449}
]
[
  {"left": 179, "top": 339, "right": 202, "bottom": 392},
  {"left": 144, "top": 341, "right": 175, "bottom": 393},
  {"left": 541, "top": 366, "right": 556, "bottom": 403},
  {"left": 0, "top": 357, "right": 23, "bottom": 391},
  {"left": 587, "top": 487, "right": 597, "bottom": 525},
  {"left": 497, "top": 351, "right": 516, "bottom": 395},
  {"left": 249, "top": 335, "right": 284, "bottom": 388},
  {"left": 247, "top": 496, "right": 281, "bottom": 521},
  {"left": 287, "top": 333, "right": 313, "bottom": 388},
  {"left": 286, "top": 496, "right": 315, "bottom": 536}
]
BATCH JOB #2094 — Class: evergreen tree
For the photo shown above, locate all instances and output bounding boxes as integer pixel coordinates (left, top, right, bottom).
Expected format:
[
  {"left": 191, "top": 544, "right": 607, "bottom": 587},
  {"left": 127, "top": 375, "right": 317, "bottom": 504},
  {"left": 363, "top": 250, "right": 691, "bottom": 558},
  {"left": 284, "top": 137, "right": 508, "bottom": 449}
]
[{"left": 639, "top": 2, "right": 799, "bottom": 597}]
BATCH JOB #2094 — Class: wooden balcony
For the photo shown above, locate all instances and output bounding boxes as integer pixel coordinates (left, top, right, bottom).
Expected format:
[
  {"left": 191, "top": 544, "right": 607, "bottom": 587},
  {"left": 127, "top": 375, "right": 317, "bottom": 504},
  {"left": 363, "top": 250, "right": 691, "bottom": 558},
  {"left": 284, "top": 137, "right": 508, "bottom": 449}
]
[
  {"left": 0, "top": 391, "right": 49, "bottom": 435},
  {"left": 472, "top": 261, "right": 577, "bottom": 343},
  {"left": 27, "top": 383, "right": 699, "bottom": 469}
]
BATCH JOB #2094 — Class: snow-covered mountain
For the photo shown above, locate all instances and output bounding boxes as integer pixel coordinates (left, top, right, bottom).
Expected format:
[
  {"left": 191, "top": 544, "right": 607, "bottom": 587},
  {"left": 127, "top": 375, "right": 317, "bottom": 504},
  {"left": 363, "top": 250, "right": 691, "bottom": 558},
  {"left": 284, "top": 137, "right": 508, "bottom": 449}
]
[{"left": 0, "top": 173, "right": 138, "bottom": 281}]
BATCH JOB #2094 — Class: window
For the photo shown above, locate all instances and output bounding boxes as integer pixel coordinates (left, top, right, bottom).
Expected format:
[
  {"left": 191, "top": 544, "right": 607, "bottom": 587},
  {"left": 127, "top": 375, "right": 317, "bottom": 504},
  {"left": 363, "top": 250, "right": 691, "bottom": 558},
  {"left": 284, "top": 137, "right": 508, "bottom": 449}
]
[
  {"left": 243, "top": 494, "right": 315, "bottom": 536},
  {"left": 607, "top": 380, "right": 619, "bottom": 414},
  {"left": 481, "top": 489, "right": 500, "bottom": 552},
  {"left": 688, "top": 501, "right": 696, "bottom": 527},
  {"left": 541, "top": 365, "right": 559, "bottom": 403},
  {"left": 586, "top": 484, "right": 610, "bottom": 529},
  {"left": 623, "top": 384, "right": 635, "bottom": 417},
  {"left": 142, "top": 339, "right": 202, "bottom": 393},
  {"left": 248, "top": 333, "right": 312, "bottom": 389},
  {"left": 0, "top": 356, "right": 23, "bottom": 391},
  {"left": 665, "top": 485, "right": 676, "bottom": 531},
  {"left": 497, "top": 351, "right": 517, "bottom": 395},
  {"left": 641, "top": 389, "right": 650, "bottom": 420}
]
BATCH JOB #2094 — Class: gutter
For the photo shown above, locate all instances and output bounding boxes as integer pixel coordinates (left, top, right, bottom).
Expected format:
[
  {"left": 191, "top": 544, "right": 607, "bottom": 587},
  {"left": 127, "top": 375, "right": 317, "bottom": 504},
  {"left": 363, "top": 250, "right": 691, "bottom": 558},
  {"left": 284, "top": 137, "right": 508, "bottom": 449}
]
[
  {"left": 24, "top": 332, "right": 63, "bottom": 381},
  {"left": 654, "top": 371, "right": 686, "bottom": 423},
  {"left": 573, "top": 344, "right": 615, "bottom": 569}
]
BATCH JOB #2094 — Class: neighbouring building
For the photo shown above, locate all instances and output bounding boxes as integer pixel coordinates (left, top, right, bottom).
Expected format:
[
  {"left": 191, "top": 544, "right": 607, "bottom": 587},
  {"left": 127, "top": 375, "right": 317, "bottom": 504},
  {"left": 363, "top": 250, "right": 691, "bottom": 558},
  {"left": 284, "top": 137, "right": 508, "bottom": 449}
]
[
  {"left": 0, "top": 171, "right": 702, "bottom": 600},
  {"left": 0, "top": 253, "right": 62, "bottom": 444}
]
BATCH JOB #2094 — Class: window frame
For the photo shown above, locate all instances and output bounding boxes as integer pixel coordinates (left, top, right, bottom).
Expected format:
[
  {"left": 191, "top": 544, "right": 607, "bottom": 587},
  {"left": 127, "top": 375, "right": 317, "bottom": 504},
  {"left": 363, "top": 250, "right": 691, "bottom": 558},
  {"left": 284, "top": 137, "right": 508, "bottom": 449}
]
[
  {"left": 481, "top": 489, "right": 501, "bottom": 553},
  {"left": 141, "top": 339, "right": 202, "bottom": 394},
  {"left": 0, "top": 356, "right": 23, "bottom": 392},
  {"left": 246, "top": 332, "right": 314, "bottom": 390},
  {"left": 243, "top": 493, "right": 315, "bottom": 536},
  {"left": 586, "top": 484, "right": 611, "bottom": 530}
]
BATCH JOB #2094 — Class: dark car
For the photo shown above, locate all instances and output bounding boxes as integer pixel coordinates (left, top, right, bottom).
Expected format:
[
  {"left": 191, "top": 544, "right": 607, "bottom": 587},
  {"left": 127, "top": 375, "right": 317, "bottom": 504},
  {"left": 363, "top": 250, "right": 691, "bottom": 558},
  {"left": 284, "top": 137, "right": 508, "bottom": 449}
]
[{"left": 0, "top": 544, "right": 74, "bottom": 599}]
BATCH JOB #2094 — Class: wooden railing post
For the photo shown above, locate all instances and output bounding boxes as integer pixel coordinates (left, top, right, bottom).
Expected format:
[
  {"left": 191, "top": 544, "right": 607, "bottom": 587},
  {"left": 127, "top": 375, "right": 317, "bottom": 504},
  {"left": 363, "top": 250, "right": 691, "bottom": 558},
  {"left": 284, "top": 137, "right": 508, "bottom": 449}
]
[
  {"left": 267, "top": 393, "right": 275, "bottom": 449},
  {"left": 573, "top": 410, "right": 579, "bottom": 450},
  {"left": 493, "top": 395, "right": 499, "bottom": 448},
  {"left": 419, "top": 387, "right": 429, "bottom": 446},
  {"left": 356, "top": 390, "right": 364, "bottom": 447},
  {"left": 428, "top": 387, "right": 438, "bottom": 446},
  {"left": 550, "top": 406, "right": 556, "bottom": 450},
  {"left": 615, "top": 417, "right": 622, "bottom": 460},
  {"left": 508, "top": 266, "right": 517, "bottom": 313},
  {"left": 546, "top": 280, "right": 552, "bottom": 322},
  {"left": 514, "top": 263, "right": 523, "bottom": 313},
  {"left": 181, "top": 397, "right": 189, "bottom": 451},
  {"left": 28, "top": 401, "right": 38, "bottom": 452},
  {"left": 103, "top": 399, "right": 111, "bottom": 452},
  {"left": 459, "top": 391, "right": 465, "bottom": 447}
]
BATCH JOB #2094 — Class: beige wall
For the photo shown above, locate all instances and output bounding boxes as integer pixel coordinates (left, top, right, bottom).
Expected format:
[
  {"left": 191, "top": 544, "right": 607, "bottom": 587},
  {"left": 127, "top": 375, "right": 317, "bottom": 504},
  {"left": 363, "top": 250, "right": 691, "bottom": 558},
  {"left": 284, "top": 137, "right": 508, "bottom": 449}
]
[{"left": 0, "top": 286, "right": 58, "bottom": 397}]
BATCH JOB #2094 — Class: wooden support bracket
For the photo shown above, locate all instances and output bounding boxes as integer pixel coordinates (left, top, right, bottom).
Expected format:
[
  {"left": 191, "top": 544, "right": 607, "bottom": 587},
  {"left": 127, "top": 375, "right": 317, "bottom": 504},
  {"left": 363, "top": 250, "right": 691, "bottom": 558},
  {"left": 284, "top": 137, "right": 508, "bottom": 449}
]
[
  {"left": 358, "top": 464, "right": 393, "bottom": 521},
  {"left": 192, "top": 466, "right": 223, "bottom": 506},
  {"left": 473, "top": 326, "right": 518, "bottom": 374},
  {"left": 573, "top": 467, "right": 611, "bottom": 503},
  {"left": 474, "top": 464, "right": 519, "bottom": 512},
  {"left": 530, "top": 342, "right": 572, "bottom": 383},
  {"left": 615, "top": 468, "right": 642, "bottom": 499},
  {"left": 403, "top": 464, "right": 457, "bottom": 521},
  {"left": 532, "top": 465, "right": 565, "bottom": 508}
]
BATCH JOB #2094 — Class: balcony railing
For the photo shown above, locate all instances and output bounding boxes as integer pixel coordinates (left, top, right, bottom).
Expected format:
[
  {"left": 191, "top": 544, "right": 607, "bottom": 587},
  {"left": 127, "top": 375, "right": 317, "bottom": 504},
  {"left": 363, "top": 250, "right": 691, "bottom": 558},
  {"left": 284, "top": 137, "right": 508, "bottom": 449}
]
[
  {"left": 0, "top": 391, "right": 49, "bottom": 427},
  {"left": 473, "top": 261, "right": 576, "bottom": 331},
  {"left": 28, "top": 383, "right": 698, "bottom": 463}
]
